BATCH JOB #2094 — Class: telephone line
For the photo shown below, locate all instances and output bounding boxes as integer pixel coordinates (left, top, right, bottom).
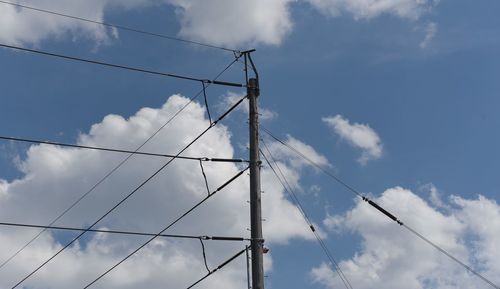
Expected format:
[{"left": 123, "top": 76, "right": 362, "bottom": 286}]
[
  {"left": 0, "top": 0, "right": 239, "bottom": 53},
  {"left": 0, "top": 43, "right": 243, "bottom": 87},
  {"left": 262, "top": 127, "right": 500, "bottom": 289},
  {"left": 262, "top": 127, "right": 363, "bottom": 198},
  {"left": 186, "top": 247, "right": 247, "bottom": 289},
  {"left": 0, "top": 221, "right": 247, "bottom": 242},
  {"left": 10, "top": 95, "right": 248, "bottom": 289},
  {"left": 0, "top": 135, "right": 247, "bottom": 163},
  {"left": 83, "top": 167, "right": 249, "bottom": 288},
  {"left": 402, "top": 224, "right": 499, "bottom": 289},
  {"left": 0, "top": 56, "right": 242, "bottom": 272},
  {"left": 259, "top": 142, "right": 353, "bottom": 289}
]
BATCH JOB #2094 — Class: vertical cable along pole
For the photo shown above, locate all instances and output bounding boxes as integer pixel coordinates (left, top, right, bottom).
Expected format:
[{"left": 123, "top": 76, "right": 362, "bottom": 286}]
[
  {"left": 246, "top": 245, "right": 252, "bottom": 289},
  {"left": 248, "top": 76, "right": 264, "bottom": 289}
]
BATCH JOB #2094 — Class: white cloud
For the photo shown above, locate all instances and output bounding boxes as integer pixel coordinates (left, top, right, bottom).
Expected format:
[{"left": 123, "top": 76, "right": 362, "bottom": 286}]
[
  {"left": 322, "top": 115, "right": 383, "bottom": 165},
  {"left": 420, "top": 21, "right": 438, "bottom": 48},
  {"left": 0, "top": 179, "right": 7, "bottom": 196},
  {"left": 420, "top": 183, "right": 448, "bottom": 209},
  {"left": 309, "top": 184, "right": 322, "bottom": 199},
  {"left": 284, "top": 135, "right": 331, "bottom": 168},
  {"left": 451, "top": 195, "right": 500, "bottom": 279},
  {"left": 0, "top": 0, "right": 295, "bottom": 47},
  {"left": 0, "top": 0, "right": 119, "bottom": 45},
  {"left": 0, "top": 0, "right": 442, "bottom": 48},
  {"left": 220, "top": 92, "right": 278, "bottom": 121},
  {"left": 313, "top": 187, "right": 500, "bottom": 289},
  {"left": 265, "top": 134, "right": 331, "bottom": 176},
  {"left": 0, "top": 94, "right": 316, "bottom": 288},
  {"left": 306, "top": 0, "right": 438, "bottom": 20},
  {"left": 166, "top": 0, "right": 295, "bottom": 47}
]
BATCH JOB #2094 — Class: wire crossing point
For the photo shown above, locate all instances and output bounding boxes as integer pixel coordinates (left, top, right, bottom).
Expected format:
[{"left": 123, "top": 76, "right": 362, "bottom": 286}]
[
  {"left": 10, "top": 95, "right": 249, "bottom": 289},
  {"left": 262, "top": 128, "right": 500, "bottom": 289},
  {"left": 0, "top": 56, "right": 243, "bottom": 273}
]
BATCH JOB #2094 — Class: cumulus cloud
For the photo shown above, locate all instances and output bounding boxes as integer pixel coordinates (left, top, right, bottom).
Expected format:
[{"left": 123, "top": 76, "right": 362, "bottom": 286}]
[
  {"left": 0, "top": 0, "right": 442, "bottom": 48},
  {"left": 167, "top": 0, "right": 295, "bottom": 47},
  {"left": 420, "top": 21, "right": 438, "bottom": 48},
  {"left": 284, "top": 135, "right": 331, "bottom": 168},
  {"left": 0, "top": 0, "right": 156, "bottom": 45},
  {"left": 0, "top": 0, "right": 295, "bottom": 47},
  {"left": 305, "top": 0, "right": 438, "bottom": 20},
  {"left": 420, "top": 183, "right": 448, "bottom": 209},
  {"left": 219, "top": 92, "right": 278, "bottom": 121},
  {"left": 0, "top": 95, "right": 318, "bottom": 288},
  {"left": 314, "top": 187, "right": 500, "bottom": 289},
  {"left": 322, "top": 115, "right": 383, "bottom": 165},
  {"left": 264, "top": 134, "right": 331, "bottom": 178}
]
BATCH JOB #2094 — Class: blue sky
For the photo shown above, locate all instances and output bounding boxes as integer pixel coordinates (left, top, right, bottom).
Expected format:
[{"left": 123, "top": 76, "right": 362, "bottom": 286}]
[{"left": 0, "top": 1, "right": 499, "bottom": 289}]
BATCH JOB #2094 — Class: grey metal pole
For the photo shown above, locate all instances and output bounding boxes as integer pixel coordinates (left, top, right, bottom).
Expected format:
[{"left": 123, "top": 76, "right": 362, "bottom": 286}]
[{"left": 248, "top": 77, "right": 264, "bottom": 289}]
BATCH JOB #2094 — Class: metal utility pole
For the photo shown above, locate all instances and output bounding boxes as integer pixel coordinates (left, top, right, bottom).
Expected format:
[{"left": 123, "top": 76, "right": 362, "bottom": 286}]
[{"left": 248, "top": 75, "right": 264, "bottom": 289}]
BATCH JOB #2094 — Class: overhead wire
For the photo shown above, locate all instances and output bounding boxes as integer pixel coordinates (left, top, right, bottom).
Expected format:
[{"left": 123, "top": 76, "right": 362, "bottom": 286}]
[
  {"left": 261, "top": 127, "right": 363, "bottom": 198},
  {"left": 186, "top": 247, "right": 247, "bottom": 289},
  {"left": 0, "top": 43, "right": 243, "bottom": 87},
  {"left": 0, "top": 55, "right": 243, "bottom": 272},
  {"left": 261, "top": 127, "right": 500, "bottom": 289},
  {"left": 83, "top": 166, "right": 249, "bottom": 288},
  {"left": 260, "top": 141, "right": 352, "bottom": 289},
  {"left": 0, "top": 0, "right": 239, "bottom": 53},
  {"left": 259, "top": 140, "right": 354, "bottom": 289},
  {"left": 0, "top": 221, "right": 247, "bottom": 241},
  {"left": 201, "top": 82, "right": 213, "bottom": 124},
  {"left": 402, "top": 224, "right": 500, "bottom": 289},
  {"left": 9, "top": 81, "right": 248, "bottom": 289},
  {"left": 0, "top": 135, "right": 246, "bottom": 163}
]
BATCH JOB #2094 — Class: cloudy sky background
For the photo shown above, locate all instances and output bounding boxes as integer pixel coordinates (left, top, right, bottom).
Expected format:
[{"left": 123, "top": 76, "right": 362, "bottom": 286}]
[{"left": 0, "top": 0, "right": 499, "bottom": 289}]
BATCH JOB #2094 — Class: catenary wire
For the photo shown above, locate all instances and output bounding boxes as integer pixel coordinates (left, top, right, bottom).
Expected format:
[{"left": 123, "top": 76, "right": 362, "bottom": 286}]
[
  {"left": 83, "top": 166, "right": 249, "bottom": 288},
  {"left": 262, "top": 127, "right": 500, "bottom": 289},
  {"left": 0, "top": 43, "right": 243, "bottom": 87},
  {"left": 259, "top": 142, "right": 353, "bottom": 289},
  {"left": 261, "top": 127, "right": 363, "bottom": 198},
  {"left": 0, "top": 221, "right": 247, "bottom": 241},
  {"left": 186, "top": 247, "right": 247, "bottom": 289},
  {"left": 0, "top": 56, "right": 242, "bottom": 272},
  {"left": 260, "top": 141, "right": 352, "bottom": 289},
  {"left": 402, "top": 224, "right": 500, "bottom": 289},
  {"left": 0, "top": 135, "right": 247, "bottom": 163},
  {"left": 0, "top": 0, "right": 239, "bottom": 53},
  {"left": 9, "top": 89, "right": 248, "bottom": 289}
]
